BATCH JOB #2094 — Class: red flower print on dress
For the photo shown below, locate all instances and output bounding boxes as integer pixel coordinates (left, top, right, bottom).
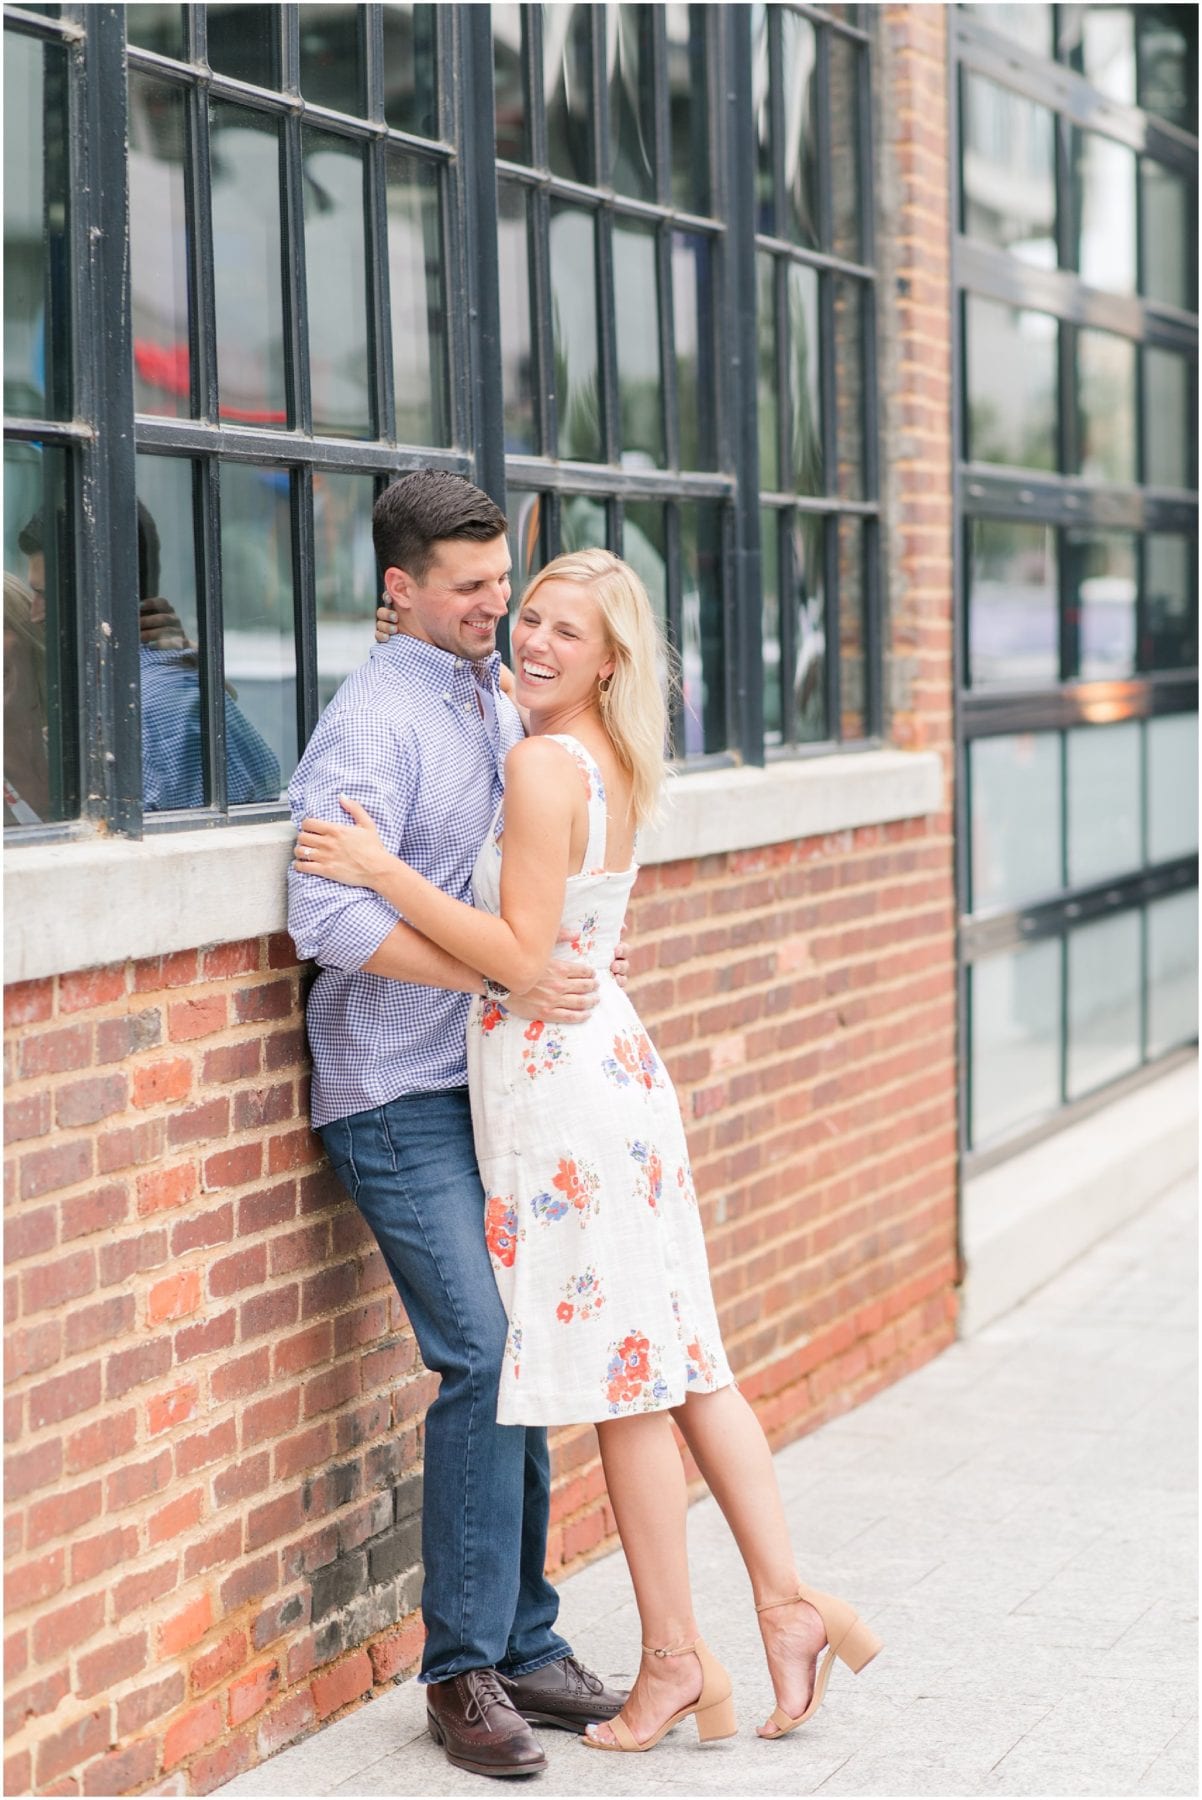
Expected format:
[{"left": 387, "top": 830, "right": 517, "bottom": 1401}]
[
  {"left": 628, "top": 1140, "right": 664, "bottom": 1210},
  {"left": 484, "top": 1194, "right": 517, "bottom": 1268},
  {"left": 480, "top": 999, "right": 506, "bottom": 1032},
  {"left": 556, "top": 1301, "right": 575, "bottom": 1323},
  {"left": 602, "top": 1031, "right": 662, "bottom": 1092},
  {"left": 568, "top": 912, "right": 599, "bottom": 957},
  {"left": 553, "top": 1156, "right": 600, "bottom": 1214},
  {"left": 604, "top": 1331, "right": 670, "bottom": 1413},
  {"left": 557, "top": 1266, "right": 604, "bottom": 1323},
  {"left": 521, "top": 1019, "right": 568, "bottom": 1078}
]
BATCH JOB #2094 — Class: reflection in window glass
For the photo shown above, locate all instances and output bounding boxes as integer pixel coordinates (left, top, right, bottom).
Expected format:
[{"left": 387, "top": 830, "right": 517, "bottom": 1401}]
[
  {"left": 756, "top": 254, "right": 780, "bottom": 491},
  {"left": 790, "top": 512, "right": 826, "bottom": 743},
  {"left": 1143, "top": 347, "right": 1192, "bottom": 490},
  {"left": 220, "top": 462, "right": 296, "bottom": 791},
  {"left": 788, "top": 264, "right": 822, "bottom": 495},
  {"left": 762, "top": 512, "right": 782, "bottom": 745},
  {"left": 128, "top": 74, "right": 191, "bottom": 419},
  {"left": 1076, "top": 328, "right": 1136, "bottom": 485},
  {"left": 971, "top": 733, "right": 1061, "bottom": 911},
  {"left": 493, "top": 4, "right": 527, "bottom": 163},
  {"left": 1143, "top": 535, "right": 1196, "bottom": 673},
  {"left": 672, "top": 233, "right": 713, "bottom": 471},
  {"left": 508, "top": 491, "right": 545, "bottom": 601},
  {"left": 780, "top": 8, "right": 819, "bottom": 250},
  {"left": 299, "top": 4, "right": 365, "bottom": 117},
  {"left": 751, "top": 4, "right": 773, "bottom": 235},
  {"left": 386, "top": 150, "right": 448, "bottom": 447},
  {"left": 970, "top": 940, "right": 1061, "bottom": 1147},
  {"left": 1147, "top": 713, "right": 1199, "bottom": 863},
  {"left": 1066, "top": 721, "right": 1141, "bottom": 888},
  {"left": 545, "top": 4, "right": 594, "bottom": 185},
  {"left": 314, "top": 471, "right": 378, "bottom": 711},
  {"left": 613, "top": 222, "right": 664, "bottom": 470},
  {"left": 1147, "top": 890, "right": 1198, "bottom": 1056},
  {"left": 623, "top": 502, "right": 668, "bottom": 658},
  {"left": 304, "top": 131, "right": 370, "bottom": 439},
  {"left": 1060, "top": 4, "right": 1136, "bottom": 104},
  {"left": 4, "top": 33, "right": 70, "bottom": 421},
  {"left": 834, "top": 281, "right": 864, "bottom": 501},
  {"left": 969, "top": 2, "right": 1053, "bottom": 56},
  {"left": 666, "top": 4, "right": 708, "bottom": 215},
  {"left": 1141, "top": 160, "right": 1194, "bottom": 311},
  {"left": 968, "top": 520, "right": 1058, "bottom": 688},
  {"left": 550, "top": 205, "right": 602, "bottom": 463},
  {"left": 609, "top": 5, "right": 656, "bottom": 202},
  {"left": 211, "top": 104, "right": 287, "bottom": 427},
  {"left": 1073, "top": 130, "right": 1136, "bottom": 295},
  {"left": 838, "top": 517, "right": 866, "bottom": 740},
  {"left": 1067, "top": 911, "right": 1141, "bottom": 1098},
  {"left": 560, "top": 495, "right": 608, "bottom": 556},
  {"left": 1067, "top": 529, "right": 1136, "bottom": 679},
  {"left": 4, "top": 442, "right": 74, "bottom": 826},
  {"left": 382, "top": 5, "right": 438, "bottom": 137},
  {"left": 498, "top": 182, "right": 535, "bottom": 456},
  {"left": 966, "top": 297, "right": 1057, "bottom": 470},
  {"left": 679, "top": 503, "right": 725, "bottom": 755},
  {"left": 828, "top": 31, "right": 862, "bottom": 264},
  {"left": 1139, "top": 8, "right": 1196, "bottom": 132},
  {"left": 961, "top": 74, "right": 1056, "bottom": 268},
  {"left": 126, "top": 5, "right": 186, "bottom": 58},
  {"left": 206, "top": 4, "right": 279, "bottom": 87}
]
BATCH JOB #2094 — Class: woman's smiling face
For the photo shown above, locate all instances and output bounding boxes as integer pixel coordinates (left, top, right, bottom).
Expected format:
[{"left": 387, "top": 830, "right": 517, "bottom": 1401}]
[{"left": 511, "top": 581, "right": 615, "bottom": 714}]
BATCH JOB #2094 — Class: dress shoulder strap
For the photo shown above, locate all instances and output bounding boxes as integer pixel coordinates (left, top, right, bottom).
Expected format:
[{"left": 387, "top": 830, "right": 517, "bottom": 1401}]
[{"left": 544, "top": 734, "right": 607, "bottom": 873}]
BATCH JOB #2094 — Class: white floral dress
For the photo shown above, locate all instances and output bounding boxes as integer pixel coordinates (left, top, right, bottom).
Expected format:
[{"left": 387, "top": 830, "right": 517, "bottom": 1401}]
[{"left": 466, "top": 734, "right": 734, "bottom": 1426}]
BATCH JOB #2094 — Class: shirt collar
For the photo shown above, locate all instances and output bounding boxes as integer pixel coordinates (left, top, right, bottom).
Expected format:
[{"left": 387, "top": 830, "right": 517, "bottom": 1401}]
[{"left": 371, "top": 632, "right": 503, "bottom": 697}]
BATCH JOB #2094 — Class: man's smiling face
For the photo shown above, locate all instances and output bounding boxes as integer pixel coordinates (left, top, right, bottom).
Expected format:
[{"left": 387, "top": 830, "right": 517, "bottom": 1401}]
[{"left": 386, "top": 534, "right": 512, "bottom": 662}]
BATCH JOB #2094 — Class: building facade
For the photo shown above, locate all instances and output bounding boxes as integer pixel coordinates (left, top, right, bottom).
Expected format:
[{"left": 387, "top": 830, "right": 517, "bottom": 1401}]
[{"left": 1, "top": 4, "right": 1193, "bottom": 1795}]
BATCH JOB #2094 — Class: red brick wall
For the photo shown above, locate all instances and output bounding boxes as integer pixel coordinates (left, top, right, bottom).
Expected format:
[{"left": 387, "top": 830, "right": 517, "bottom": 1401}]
[{"left": 3, "top": 10, "right": 955, "bottom": 1795}]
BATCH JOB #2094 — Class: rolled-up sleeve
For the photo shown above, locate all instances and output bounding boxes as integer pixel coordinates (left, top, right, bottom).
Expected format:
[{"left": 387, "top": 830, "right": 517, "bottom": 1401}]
[{"left": 287, "top": 705, "right": 413, "bottom": 972}]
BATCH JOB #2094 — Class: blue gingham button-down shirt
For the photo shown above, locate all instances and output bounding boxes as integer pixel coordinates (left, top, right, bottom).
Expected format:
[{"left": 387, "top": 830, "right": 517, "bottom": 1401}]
[
  {"left": 287, "top": 634, "right": 524, "bottom": 1127},
  {"left": 141, "top": 648, "right": 281, "bottom": 812}
]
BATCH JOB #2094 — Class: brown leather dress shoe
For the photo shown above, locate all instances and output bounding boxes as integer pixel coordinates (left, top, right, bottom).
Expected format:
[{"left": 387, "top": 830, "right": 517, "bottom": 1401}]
[
  {"left": 426, "top": 1668, "right": 548, "bottom": 1779},
  {"left": 497, "top": 1655, "right": 628, "bottom": 1734}
]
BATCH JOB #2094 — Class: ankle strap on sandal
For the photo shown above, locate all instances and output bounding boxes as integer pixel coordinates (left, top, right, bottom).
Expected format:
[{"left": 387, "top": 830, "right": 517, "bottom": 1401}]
[
  {"left": 641, "top": 1638, "right": 698, "bottom": 1658},
  {"left": 755, "top": 1591, "right": 804, "bottom": 1614}
]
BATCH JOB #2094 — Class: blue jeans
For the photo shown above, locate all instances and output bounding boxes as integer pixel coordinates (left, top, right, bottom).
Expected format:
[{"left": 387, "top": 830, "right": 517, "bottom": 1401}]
[{"left": 319, "top": 1088, "right": 571, "bottom": 1685}]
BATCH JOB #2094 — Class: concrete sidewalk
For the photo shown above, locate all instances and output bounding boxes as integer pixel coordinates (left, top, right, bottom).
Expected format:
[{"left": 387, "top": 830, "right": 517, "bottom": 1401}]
[{"left": 221, "top": 1177, "right": 1198, "bottom": 1799}]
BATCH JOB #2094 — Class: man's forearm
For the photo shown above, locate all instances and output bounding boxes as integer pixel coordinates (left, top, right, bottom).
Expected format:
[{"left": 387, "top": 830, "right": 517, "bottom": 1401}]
[{"left": 361, "top": 920, "right": 484, "bottom": 994}]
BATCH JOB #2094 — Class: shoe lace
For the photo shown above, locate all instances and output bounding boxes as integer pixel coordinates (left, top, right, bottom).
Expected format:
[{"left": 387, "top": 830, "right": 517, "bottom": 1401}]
[
  {"left": 561, "top": 1654, "right": 603, "bottom": 1696},
  {"left": 460, "top": 1669, "right": 511, "bottom": 1730}
]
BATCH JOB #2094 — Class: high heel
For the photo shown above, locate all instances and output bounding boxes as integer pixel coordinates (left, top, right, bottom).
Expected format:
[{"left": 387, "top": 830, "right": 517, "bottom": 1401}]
[
  {"left": 581, "top": 1638, "right": 737, "bottom": 1752},
  {"left": 756, "top": 1583, "right": 882, "bottom": 1738}
]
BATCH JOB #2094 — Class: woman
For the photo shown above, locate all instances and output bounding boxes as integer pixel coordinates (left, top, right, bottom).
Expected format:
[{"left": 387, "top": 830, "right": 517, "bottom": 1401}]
[{"left": 294, "top": 549, "right": 880, "bottom": 1751}]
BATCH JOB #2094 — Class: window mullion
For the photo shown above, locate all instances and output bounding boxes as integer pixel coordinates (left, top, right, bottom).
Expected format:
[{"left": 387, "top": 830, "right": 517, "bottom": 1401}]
[
  {"left": 279, "top": 9, "right": 311, "bottom": 437},
  {"left": 364, "top": 6, "right": 394, "bottom": 442},
  {"left": 460, "top": 1, "right": 506, "bottom": 504}
]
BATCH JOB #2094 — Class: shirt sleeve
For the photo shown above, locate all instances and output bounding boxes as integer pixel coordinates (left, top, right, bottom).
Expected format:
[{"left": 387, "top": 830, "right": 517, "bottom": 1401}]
[{"left": 286, "top": 703, "right": 414, "bottom": 972}]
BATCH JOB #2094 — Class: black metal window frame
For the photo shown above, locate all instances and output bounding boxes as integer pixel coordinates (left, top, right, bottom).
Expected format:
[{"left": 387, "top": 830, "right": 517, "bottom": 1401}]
[
  {"left": 3, "top": 1, "right": 884, "bottom": 843},
  {"left": 950, "top": 3, "right": 1200, "bottom": 1173}
]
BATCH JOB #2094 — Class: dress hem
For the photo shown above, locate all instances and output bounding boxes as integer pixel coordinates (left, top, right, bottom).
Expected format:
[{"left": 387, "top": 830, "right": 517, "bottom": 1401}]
[{"left": 497, "top": 1371, "right": 736, "bottom": 1429}]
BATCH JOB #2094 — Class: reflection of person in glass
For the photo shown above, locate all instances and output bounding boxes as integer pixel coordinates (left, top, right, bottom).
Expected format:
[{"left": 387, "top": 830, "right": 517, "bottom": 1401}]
[
  {"left": 15, "top": 502, "right": 280, "bottom": 814},
  {"left": 4, "top": 573, "right": 51, "bottom": 825}
]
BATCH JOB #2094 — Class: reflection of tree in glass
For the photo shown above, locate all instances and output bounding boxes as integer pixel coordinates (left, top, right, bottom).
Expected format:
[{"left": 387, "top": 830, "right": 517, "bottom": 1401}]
[{"left": 551, "top": 300, "right": 601, "bottom": 462}]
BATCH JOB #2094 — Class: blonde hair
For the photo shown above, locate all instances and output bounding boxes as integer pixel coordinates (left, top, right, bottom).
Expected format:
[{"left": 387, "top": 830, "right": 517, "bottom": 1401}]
[{"left": 518, "top": 548, "right": 671, "bottom": 828}]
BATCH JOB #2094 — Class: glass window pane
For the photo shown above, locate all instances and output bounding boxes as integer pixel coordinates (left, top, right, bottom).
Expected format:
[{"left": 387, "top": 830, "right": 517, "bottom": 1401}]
[
  {"left": 1066, "top": 721, "right": 1141, "bottom": 887},
  {"left": 790, "top": 512, "right": 827, "bottom": 744},
  {"left": 609, "top": 5, "right": 656, "bottom": 202},
  {"left": 780, "top": 8, "right": 819, "bottom": 251},
  {"left": 751, "top": 3, "right": 774, "bottom": 235},
  {"left": 220, "top": 461, "right": 296, "bottom": 793},
  {"left": 1143, "top": 347, "right": 1192, "bottom": 491},
  {"left": 623, "top": 502, "right": 668, "bottom": 648},
  {"left": 1141, "top": 160, "right": 1194, "bottom": 311},
  {"left": 299, "top": 4, "right": 365, "bottom": 117},
  {"left": 678, "top": 502, "right": 725, "bottom": 756},
  {"left": 1147, "top": 890, "right": 1198, "bottom": 1056},
  {"left": 126, "top": 6, "right": 186, "bottom": 58},
  {"left": 829, "top": 31, "right": 862, "bottom": 264},
  {"left": 314, "top": 471, "right": 378, "bottom": 713},
  {"left": 970, "top": 733, "right": 1062, "bottom": 911},
  {"left": 1060, "top": 5, "right": 1136, "bottom": 104},
  {"left": 762, "top": 512, "right": 782, "bottom": 746},
  {"left": 386, "top": 149, "right": 449, "bottom": 447},
  {"left": 493, "top": 3, "right": 527, "bottom": 163},
  {"left": 757, "top": 253, "right": 780, "bottom": 491},
  {"left": 4, "top": 33, "right": 70, "bottom": 421},
  {"left": 1147, "top": 713, "right": 1199, "bottom": 863},
  {"left": 1073, "top": 130, "right": 1137, "bottom": 295},
  {"left": 966, "top": 297, "right": 1057, "bottom": 471},
  {"left": 1067, "top": 529, "right": 1137, "bottom": 680},
  {"left": 969, "top": 3, "right": 1054, "bottom": 56},
  {"left": 672, "top": 232, "right": 714, "bottom": 472},
  {"left": 837, "top": 517, "right": 866, "bottom": 740},
  {"left": 834, "top": 280, "right": 865, "bottom": 501},
  {"left": 666, "top": 4, "right": 709, "bottom": 216},
  {"left": 508, "top": 491, "right": 546, "bottom": 600},
  {"left": 205, "top": 4, "right": 279, "bottom": 87},
  {"left": 788, "top": 263, "right": 822, "bottom": 495},
  {"left": 968, "top": 519, "right": 1059, "bottom": 688},
  {"left": 1076, "top": 327, "right": 1136, "bottom": 485},
  {"left": 4, "top": 442, "right": 75, "bottom": 826},
  {"left": 545, "top": 4, "right": 594, "bottom": 185},
  {"left": 303, "top": 130, "right": 370, "bottom": 439},
  {"left": 498, "top": 181, "right": 535, "bottom": 455},
  {"left": 960, "top": 73, "right": 1056, "bottom": 269},
  {"left": 550, "top": 204, "right": 602, "bottom": 463},
  {"left": 128, "top": 74, "right": 191, "bottom": 419},
  {"left": 1067, "top": 911, "right": 1141, "bottom": 1098},
  {"left": 559, "top": 495, "right": 608, "bottom": 556},
  {"left": 613, "top": 221, "right": 664, "bottom": 470},
  {"left": 1143, "top": 535, "right": 1196, "bottom": 673},
  {"left": 210, "top": 103, "right": 287, "bottom": 428},
  {"left": 383, "top": 4, "right": 438, "bottom": 138},
  {"left": 970, "top": 940, "right": 1061, "bottom": 1148},
  {"left": 1139, "top": 8, "right": 1196, "bottom": 132}
]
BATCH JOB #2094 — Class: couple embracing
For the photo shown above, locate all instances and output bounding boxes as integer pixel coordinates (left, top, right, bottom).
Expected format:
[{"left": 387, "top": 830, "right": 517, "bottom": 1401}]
[{"left": 287, "top": 471, "right": 879, "bottom": 1778}]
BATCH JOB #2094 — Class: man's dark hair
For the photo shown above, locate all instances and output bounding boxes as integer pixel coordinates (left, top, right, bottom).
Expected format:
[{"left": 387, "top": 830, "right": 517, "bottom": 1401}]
[
  {"left": 372, "top": 471, "right": 507, "bottom": 583},
  {"left": 20, "top": 500, "right": 161, "bottom": 599}
]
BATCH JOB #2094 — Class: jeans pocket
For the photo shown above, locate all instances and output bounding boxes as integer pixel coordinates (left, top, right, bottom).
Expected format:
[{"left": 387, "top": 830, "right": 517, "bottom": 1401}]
[{"left": 319, "top": 1120, "right": 360, "bottom": 1200}]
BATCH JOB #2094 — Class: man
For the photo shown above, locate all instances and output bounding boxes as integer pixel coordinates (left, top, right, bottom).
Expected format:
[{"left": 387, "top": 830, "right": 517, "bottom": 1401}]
[{"left": 287, "top": 472, "right": 624, "bottom": 1779}]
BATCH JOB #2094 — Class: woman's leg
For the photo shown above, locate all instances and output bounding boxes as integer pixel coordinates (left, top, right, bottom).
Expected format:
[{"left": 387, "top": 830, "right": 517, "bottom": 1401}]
[
  {"left": 585, "top": 1412, "right": 705, "bottom": 1745},
  {"left": 671, "top": 1385, "right": 826, "bottom": 1734}
]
